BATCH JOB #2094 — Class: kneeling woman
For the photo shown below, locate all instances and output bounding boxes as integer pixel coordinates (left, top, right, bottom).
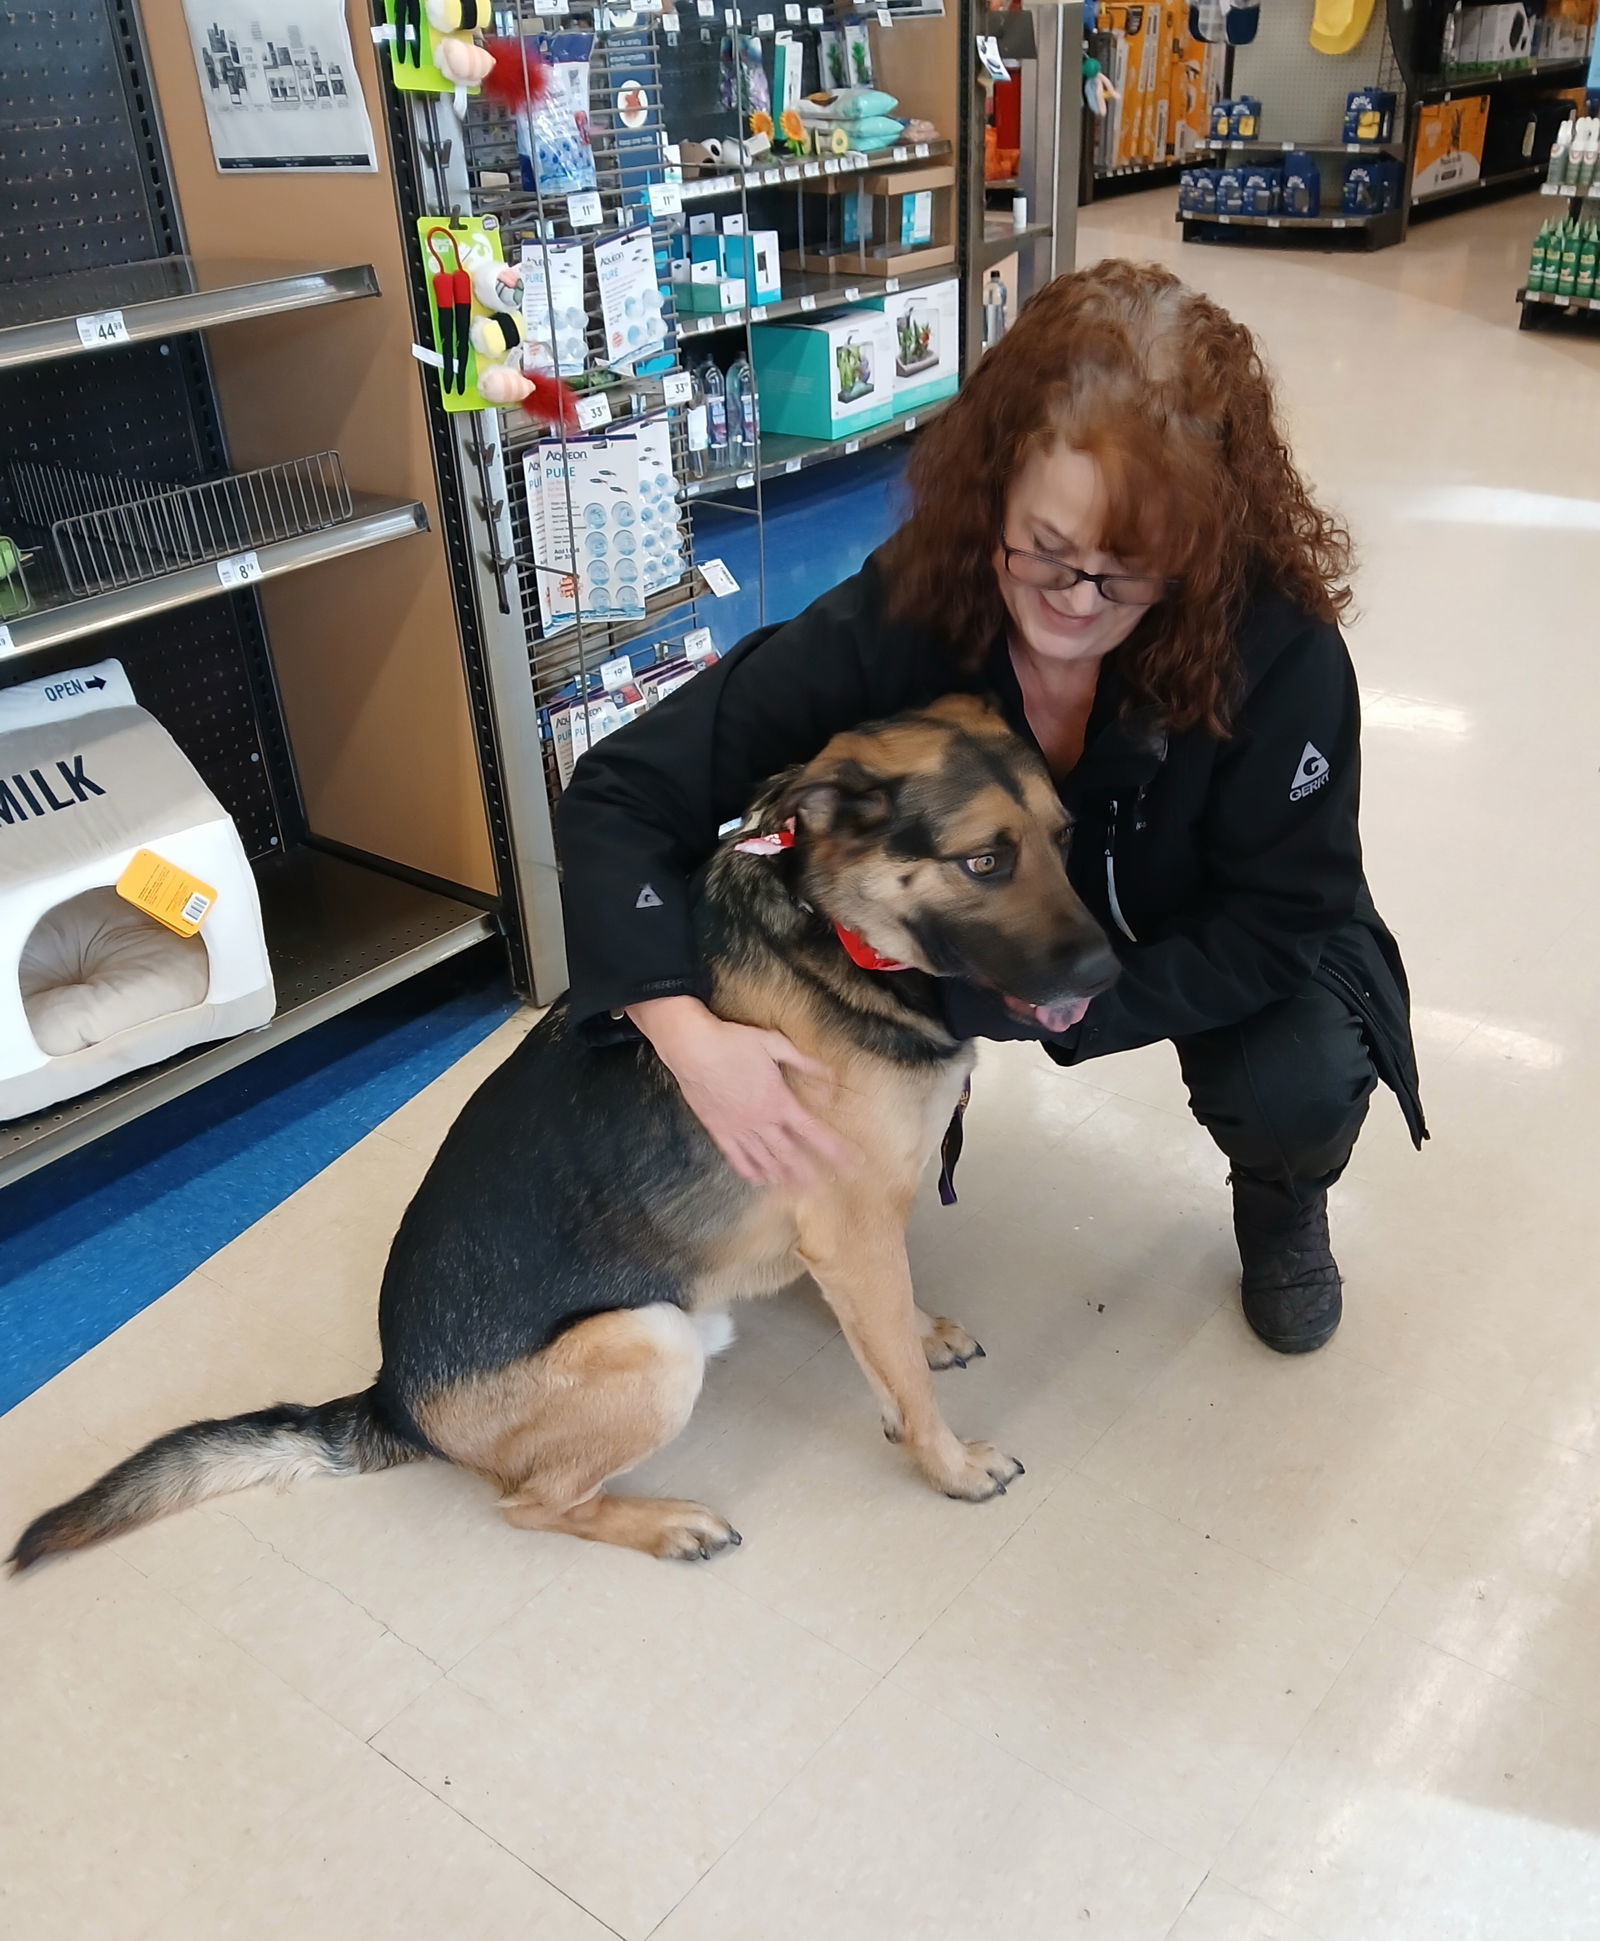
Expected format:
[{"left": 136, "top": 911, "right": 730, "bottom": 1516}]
[{"left": 557, "top": 259, "right": 1425, "bottom": 1355}]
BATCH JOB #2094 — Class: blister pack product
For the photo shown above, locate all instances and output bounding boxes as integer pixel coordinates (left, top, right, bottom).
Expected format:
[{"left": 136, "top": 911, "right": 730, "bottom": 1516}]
[
  {"left": 593, "top": 225, "right": 668, "bottom": 367},
  {"left": 629, "top": 414, "right": 686, "bottom": 595},
  {"left": 520, "top": 238, "right": 589, "bottom": 377},
  {"left": 1282, "top": 151, "right": 1321, "bottom": 217},
  {"left": 516, "top": 32, "right": 597, "bottom": 198},
  {"left": 720, "top": 32, "right": 771, "bottom": 116}
]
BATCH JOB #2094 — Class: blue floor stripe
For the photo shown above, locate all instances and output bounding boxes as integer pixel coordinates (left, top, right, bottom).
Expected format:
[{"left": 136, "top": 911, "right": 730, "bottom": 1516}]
[
  {"left": 0, "top": 445, "right": 910, "bottom": 1418},
  {"left": 0, "top": 946, "right": 517, "bottom": 1415}
]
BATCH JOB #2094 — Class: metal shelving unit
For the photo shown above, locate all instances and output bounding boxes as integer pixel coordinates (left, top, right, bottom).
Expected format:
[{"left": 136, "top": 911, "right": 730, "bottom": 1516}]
[
  {"left": 0, "top": 495, "right": 427, "bottom": 660},
  {"left": 684, "top": 396, "right": 953, "bottom": 497},
  {"left": 675, "top": 258, "right": 959, "bottom": 340},
  {"left": 0, "top": 5, "right": 499, "bottom": 1182},
  {"left": 0, "top": 258, "right": 379, "bottom": 369}
]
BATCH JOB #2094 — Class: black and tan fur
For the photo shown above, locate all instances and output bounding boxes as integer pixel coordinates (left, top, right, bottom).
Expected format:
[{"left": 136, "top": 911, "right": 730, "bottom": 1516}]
[{"left": 11, "top": 697, "right": 1115, "bottom": 1570}]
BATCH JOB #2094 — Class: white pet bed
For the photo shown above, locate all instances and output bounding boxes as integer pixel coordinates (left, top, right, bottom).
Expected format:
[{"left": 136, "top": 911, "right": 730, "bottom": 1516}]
[{"left": 0, "top": 658, "right": 275, "bottom": 1120}]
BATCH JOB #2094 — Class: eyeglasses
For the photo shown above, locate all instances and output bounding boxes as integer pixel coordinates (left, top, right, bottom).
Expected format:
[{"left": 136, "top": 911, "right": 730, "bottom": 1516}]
[{"left": 1001, "top": 539, "right": 1175, "bottom": 608}]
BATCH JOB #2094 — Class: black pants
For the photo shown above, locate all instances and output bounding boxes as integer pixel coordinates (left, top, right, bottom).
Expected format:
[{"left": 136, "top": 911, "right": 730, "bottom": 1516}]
[{"left": 1136, "top": 981, "right": 1376, "bottom": 1204}]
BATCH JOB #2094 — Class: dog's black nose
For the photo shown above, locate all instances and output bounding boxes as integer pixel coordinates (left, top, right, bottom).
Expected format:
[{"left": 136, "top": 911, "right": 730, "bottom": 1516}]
[{"left": 1067, "top": 939, "right": 1121, "bottom": 997}]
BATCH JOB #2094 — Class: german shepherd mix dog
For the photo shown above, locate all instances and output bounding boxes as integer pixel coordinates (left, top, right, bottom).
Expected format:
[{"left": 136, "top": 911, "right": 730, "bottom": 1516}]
[{"left": 12, "top": 698, "right": 1116, "bottom": 1571}]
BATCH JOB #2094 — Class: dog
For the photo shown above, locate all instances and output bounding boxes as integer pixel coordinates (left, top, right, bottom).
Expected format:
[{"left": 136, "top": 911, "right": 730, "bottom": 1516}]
[{"left": 11, "top": 696, "right": 1116, "bottom": 1570}]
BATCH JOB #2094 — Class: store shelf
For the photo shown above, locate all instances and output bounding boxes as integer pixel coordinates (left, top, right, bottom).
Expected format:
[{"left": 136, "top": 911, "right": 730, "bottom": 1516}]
[
  {"left": 1519, "top": 286, "right": 1600, "bottom": 310},
  {"left": 1413, "top": 58, "right": 1587, "bottom": 104},
  {"left": 1193, "top": 139, "right": 1405, "bottom": 161},
  {"left": 1412, "top": 163, "right": 1543, "bottom": 209},
  {"left": 0, "top": 848, "right": 495, "bottom": 1186},
  {"left": 1542, "top": 182, "right": 1600, "bottom": 198},
  {"left": 678, "top": 140, "right": 952, "bottom": 204},
  {"left": 974, "top": 219, "right": 1053, "bottom": 270},
  {"left": 1094, "top": 160, "right": 1182, "bottom": 179},
  {"left": 682, "top": 396, "right": 950, "bottom": 500},
  {"left": 0, "top": 496, "right": 428, "bottom": 662},
  {"left": 0, "top": 258, "right": 379, "bottom": 370},
  {"left": 1176, "top": 209, "right": 1389, "bottom": 230},
  {"left": 984, "top": 175, "right": 1023, "bottom": 192},
  {"left": 676, "top": 260, "right": 957, "bottom": 339}
]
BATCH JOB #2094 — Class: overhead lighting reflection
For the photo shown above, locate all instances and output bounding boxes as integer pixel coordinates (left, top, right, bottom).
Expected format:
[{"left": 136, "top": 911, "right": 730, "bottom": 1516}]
[
  {"left": 1361, "top": 689, "right": 1474, "bottom": 739},
  {"left": 1413, "top": 1006, "right": 1565, "bottom": 1071},
  {"left": 1406, "top": 486, "right": 1600, "bottom": 531}
]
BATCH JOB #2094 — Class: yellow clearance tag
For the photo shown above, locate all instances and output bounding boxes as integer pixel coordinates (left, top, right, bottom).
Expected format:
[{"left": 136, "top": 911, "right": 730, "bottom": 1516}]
[{"left": 115, "top": 848, "right": 218, "bottom": 937}]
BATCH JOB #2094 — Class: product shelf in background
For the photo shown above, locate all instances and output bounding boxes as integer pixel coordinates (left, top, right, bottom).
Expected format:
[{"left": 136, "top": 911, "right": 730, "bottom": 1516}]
[
  {"left": 681, "top": 396, "right": 949, "bottom": 499},
  {"left": 677, "top": 140, "right": 951, "bottom": 204},
  {"left": 1411, "top": 163, "right": 1544, "bottom": 209},
  {"left": 1519, "top": 286, "right": 1600, "bottom": 309},
  {"left": 974, "top": 219, "right": 1053, "bottom": 270},
  {"left": 1192, "top": 139, "right": 1406, "bottom": 162},
  {"left": 676, "top": 260, "right": 958, "bottom": 339},
  {"left": 1413, "top": 57, "right": 1588, "bottom": 104},
  {"left": 1175, "top": 209, "right": 1391, "bottom": 231},
  {"left": 1542, "top": 183, "right": 1600, "bottom": 198},
  {"left": 0, "top": 259, "right": 379, "bottom": 370},
  {"left": 0, "top": 496, "right": 429, "bottom": 663}
]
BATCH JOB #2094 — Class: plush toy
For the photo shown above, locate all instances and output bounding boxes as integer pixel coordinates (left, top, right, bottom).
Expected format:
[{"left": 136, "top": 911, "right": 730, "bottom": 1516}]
[{"left": 421, "top": 4, "right": 557, "bottom": 108}]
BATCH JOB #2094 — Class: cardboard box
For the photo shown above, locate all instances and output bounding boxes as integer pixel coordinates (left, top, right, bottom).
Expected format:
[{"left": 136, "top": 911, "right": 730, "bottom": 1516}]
[
  {"left": 1413, "top": 95, "right": 1489, "bottom": 196},
  {"left": 750, "top": 311, "right": 897, "bottom": 440},
  {"left": 864, "top": 276, "right": 960, "bottom": 412}
]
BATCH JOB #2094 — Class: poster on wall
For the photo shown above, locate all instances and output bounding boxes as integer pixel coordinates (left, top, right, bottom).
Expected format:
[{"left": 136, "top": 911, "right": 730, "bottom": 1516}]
[{"left": 182, "top": 3, "right": 377, "bottom": 172}]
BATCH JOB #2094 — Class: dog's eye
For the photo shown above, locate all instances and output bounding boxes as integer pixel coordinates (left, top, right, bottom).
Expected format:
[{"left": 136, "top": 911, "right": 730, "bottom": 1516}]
[{"left": 961, "top": 853, "right": 999, "bottom": 878}]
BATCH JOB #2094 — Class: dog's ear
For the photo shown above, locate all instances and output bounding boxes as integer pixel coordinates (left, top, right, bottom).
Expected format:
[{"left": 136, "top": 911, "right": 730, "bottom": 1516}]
[{"left": 782, "top": 757, "right": 893, "bottom": 837}]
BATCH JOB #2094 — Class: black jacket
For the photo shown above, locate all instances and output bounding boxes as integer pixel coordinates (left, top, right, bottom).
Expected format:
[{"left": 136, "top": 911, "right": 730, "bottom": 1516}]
[{"left": 557, "top": 550, "right": 1425, "bottom": 1146}]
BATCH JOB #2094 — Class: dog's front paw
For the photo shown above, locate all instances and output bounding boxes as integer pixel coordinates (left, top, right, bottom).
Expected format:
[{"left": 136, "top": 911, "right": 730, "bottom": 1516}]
[
  {"left": 933, "top": 1440, "right": 1024, "bottom": 1502},
  {"left": 920, "top": 1313, "right": 985, "bottom": 1370},
  {"left": 648, "top": 1500, "right": 744, "bottom": 1561}
]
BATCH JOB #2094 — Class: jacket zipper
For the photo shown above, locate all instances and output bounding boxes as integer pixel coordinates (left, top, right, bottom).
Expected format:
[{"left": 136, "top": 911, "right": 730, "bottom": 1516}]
[{"left": 1104, "top": 797, "right": 1138, "bottom": 943}]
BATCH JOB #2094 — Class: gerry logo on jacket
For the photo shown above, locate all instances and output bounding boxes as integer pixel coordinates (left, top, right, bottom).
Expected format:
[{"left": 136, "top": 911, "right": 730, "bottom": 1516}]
[{"left": 1289, "top": 742, "right": 1330, "bottom": 803}]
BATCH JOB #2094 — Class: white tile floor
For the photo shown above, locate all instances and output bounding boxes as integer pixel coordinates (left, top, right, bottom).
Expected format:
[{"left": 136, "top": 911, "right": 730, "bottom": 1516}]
[{"left": 7, "top": 192, "right": 1600, "bottom": 1939}]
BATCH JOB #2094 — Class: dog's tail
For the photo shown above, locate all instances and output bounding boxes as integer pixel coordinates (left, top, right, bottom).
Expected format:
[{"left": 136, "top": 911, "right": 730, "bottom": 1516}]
[{"left": 8, "top": 1389, "right": 423, "bottom": 1573}]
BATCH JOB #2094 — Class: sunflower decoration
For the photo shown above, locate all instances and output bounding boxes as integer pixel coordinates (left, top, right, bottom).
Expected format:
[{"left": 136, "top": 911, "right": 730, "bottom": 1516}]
[
  {"left": 778, "top": 107, "right": 806, "bottom": 154},
  {"left": 748, "top": 109, "right": 774, "bottom": 141}
]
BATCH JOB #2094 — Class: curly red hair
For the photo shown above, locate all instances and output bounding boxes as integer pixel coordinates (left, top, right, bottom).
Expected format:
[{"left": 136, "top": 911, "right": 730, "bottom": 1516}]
[{"left": 881, "top": 259, "right": 1352, "bottom": 735}]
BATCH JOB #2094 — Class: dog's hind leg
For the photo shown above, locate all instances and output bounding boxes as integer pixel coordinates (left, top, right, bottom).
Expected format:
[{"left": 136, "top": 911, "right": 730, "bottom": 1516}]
[
  {"left": 800, "top": 1199, "right": 1022, "bottom": 1504},
  {"left": 416, "top": 1304, "right": 740, "bottom": 1561}
]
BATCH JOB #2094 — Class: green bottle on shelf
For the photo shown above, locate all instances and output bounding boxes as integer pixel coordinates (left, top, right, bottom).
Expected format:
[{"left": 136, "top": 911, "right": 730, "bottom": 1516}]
[
  {"left": 1557, "top": 219, "right": 1581, "bottom": 298},
  {"left": 1529, "top": 221, "right": 1551, "bottom": 294},
  {"left": 1578, "top": 220, "right": 1599, "bottom": 302}
]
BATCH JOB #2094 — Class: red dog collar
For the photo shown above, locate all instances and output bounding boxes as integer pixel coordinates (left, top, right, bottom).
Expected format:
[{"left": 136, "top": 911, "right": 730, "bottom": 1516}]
[{"left": 733, "top": 827, "right": 912, "bottom": 973}]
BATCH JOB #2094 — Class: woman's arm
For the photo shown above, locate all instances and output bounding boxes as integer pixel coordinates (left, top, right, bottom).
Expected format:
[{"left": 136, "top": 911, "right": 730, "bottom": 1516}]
[
  {"left": 556, "top": 552, "right": 936, "bottom": 1037},
  {"left": 1075, "top": 617, "right": 1365, "bottom": 1058}
]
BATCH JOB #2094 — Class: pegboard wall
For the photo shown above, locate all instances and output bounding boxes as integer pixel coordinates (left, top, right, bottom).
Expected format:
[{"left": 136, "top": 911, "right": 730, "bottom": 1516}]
[
  {"left": 1228, "top": 6, "right": 1392, "bottom": 146},
  {"left": 0, "top": 0, "right": 300, "bottom": 860}
]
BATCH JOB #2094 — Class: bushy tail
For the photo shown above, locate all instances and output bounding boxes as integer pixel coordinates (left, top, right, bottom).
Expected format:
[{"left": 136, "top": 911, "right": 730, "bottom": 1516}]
[{"left": 9, "top": 1389, "right": 423, "bottom": 1573}]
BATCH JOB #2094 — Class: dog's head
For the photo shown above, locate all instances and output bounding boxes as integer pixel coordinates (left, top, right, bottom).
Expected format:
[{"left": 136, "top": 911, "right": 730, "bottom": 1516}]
[{"left": 776, "top": 695, "right": 1119, "bottom": 1029}]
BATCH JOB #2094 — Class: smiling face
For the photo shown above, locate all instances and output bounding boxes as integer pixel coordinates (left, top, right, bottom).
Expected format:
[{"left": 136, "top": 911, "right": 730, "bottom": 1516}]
[
  {"left": 992, "top": 442, "right": 1165, "bottom": 670},
  {"left": 781, "top": 696, "right": 1119, "bottom": 1028}
]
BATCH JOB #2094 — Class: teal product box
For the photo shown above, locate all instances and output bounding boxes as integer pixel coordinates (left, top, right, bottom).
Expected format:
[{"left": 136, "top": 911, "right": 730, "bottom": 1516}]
[
  {"left": 863, "top": 275, "right": 960, "bottom": 412},
  {"left": 750, "top": 310, "right": 897, "bottom": 439},
  {"left": 899, "top": 190, "right": 933, "bottom": 247},
  {"left": 724, "top": 230, "right": 782, "bottom": 305}
]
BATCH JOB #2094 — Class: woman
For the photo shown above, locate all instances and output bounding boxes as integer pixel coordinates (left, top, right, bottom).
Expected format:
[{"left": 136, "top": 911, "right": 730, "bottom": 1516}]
[{"left": 557, "top": 260, "right": 1425, "bottom": 1356}]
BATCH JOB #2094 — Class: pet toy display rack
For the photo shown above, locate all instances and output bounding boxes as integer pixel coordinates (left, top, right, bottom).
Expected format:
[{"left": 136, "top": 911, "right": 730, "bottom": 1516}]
[
  {"left": 389, "top": 7, "right": 994, "bottom": 1000},
  {"left": 0, "top": 5, "right": 495, "bottom": 1184},
  {"left": 1175, "top": 0, "right": 1590, "bottom": 251}
]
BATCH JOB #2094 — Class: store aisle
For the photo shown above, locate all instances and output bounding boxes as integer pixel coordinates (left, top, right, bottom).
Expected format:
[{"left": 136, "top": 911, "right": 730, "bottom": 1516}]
[{"left": 5, "top": 195, "right": 1600, "bottom": 1941}]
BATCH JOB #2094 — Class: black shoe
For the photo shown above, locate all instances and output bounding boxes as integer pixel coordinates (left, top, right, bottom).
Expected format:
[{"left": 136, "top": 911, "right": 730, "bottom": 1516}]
[{"left": 1230, "top": 1173, "right": 1342, "bottom": 1354}]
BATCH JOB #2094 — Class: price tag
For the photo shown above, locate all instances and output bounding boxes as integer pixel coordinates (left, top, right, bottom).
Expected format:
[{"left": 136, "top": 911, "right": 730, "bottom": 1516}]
[
  {"left": 891, "top": 146, "right": 908, "bottom": 162},
  {"left": 1266, "top": 217, "right": 1281, "bottom": 228},
  {"left": 785, "top": 3, "right": 801, "bottom": 15},
  {"left": 756, "top": 11, "right": 774, "bottom": 27},
  {"left": 685, "top": 625, "right": 716, "bottom": 662},
  {"left": 576, "top": 391, "right": 614, "bottom": 429},
  {"left": 1332, "top": 218, "right": 1348, "bottom": 229},
  {"left": 568, "top": 190, "right": 603, "bottom": 226},
  {"left": 914, "top": 142, "right": 930, "bottom": 158},
  {"left": 662, "top": 369, "right": 693, "bottom": 404},
  {"left": 842, "top": 285, "right": 860, "bottom": 300},
  {"left": 804, "top": 161, "right": 821, "bottom": 177},
  {"left": 216, "top": 550, "right": 263, "bottom": 587},
  {"left": 599, "top": 654, "right": 635, "bottom": 690},
  {"left": 903, "top": 415, "right": 917, "bottom": 430},
  {"left": 800, "top": 294, "right": 817, "bottom": 311},
  {"left": 0, "top": 625, "right": 14, "bottom": 656},
  {"left": 808, "top": 3, "right": 824, "bottom": 17},
  {"left": 823, "top": 158, "right": 841, "bottom": 174},
  {"left": 844, "top": 438, "right": 861, "bottom": 454},
  {"left": 663, "top": 8, "right": 680, "bottom": 26},
  {"left": 783, "top": 164, "right": 802, "bottom": 181},
  {"left": 736, "top": 471, "right": 755, "bottom": 488},
  {"left": 697, "top": 0, "right": 714, "bottom": 11},
  {"left": 877, "top": 6, "right": 892, "bottom": 23},
  {"left": 698, "top": 557, "right": 740, "bottom": 597},
  {"left": 647, "top": 181, "right": 683, "bottom": 216},
  {"left": 884, "top": 276, "right": 899, "bottom": 292},
  {"left": 783, "top": 457, "right": 802, "bottom": 473},
  {"left": 976, "top": 33, "right": 1009, "bottom": 82},
  {"left": 75, "top": 309, "right": 130, "bottom": 348}
]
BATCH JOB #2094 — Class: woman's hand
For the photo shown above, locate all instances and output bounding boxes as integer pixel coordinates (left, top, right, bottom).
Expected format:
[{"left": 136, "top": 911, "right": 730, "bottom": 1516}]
[{"left": 627, "top": 996, "right": 853, "bottom": 1188}]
